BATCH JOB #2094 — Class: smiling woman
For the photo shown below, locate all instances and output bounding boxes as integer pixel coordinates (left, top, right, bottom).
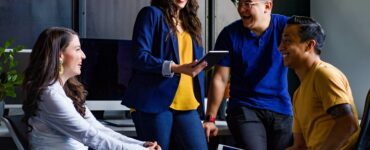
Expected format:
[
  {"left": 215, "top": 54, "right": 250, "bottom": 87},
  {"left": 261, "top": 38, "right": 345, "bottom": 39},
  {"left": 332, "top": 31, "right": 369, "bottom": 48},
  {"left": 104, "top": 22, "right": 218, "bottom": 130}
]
[
  {"left": 21, "top": 27, "right": 160, "bottom": 150},
  {"left": 59, "top": 34, "right": 86, "bottom": 83},
  {"left": 121, "top": 0, "right": 207, "bottom": 150}
]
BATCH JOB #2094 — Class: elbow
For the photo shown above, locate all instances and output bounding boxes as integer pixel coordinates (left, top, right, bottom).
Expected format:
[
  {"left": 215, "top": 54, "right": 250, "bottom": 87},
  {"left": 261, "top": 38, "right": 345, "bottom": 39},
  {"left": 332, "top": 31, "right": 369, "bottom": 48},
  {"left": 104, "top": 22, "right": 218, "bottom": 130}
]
[
  {"left": 349, "top": 119, "right": 359, "bottom": 134},
  {"left": 348, "top": 113, "right": 359, "bottom": 134},
  {"left": 343, "top": 115, "right": 359, "bottom": 135}
]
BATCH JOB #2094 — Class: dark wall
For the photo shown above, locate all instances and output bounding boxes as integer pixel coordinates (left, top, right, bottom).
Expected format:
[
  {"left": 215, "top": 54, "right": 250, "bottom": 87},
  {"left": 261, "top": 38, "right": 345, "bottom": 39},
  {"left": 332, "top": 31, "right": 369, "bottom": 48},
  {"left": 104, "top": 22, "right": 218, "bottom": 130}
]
[
  {"left": 273, "top": 0, "right": 310, "bottom": 16},
  {"left": 0, "top": 0, "right": 72, "bottom": 48}
]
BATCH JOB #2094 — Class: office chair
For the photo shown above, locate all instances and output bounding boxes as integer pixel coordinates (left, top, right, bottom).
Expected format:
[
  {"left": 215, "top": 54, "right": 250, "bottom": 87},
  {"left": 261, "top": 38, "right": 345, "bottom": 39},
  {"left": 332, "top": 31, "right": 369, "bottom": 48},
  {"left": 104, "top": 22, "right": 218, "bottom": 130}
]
[
  {"left": 357, "top": 89, "right": 370, "bottom": 150},
  {"left": 1, "top": 115, "right": 29, "bottom": 150}
]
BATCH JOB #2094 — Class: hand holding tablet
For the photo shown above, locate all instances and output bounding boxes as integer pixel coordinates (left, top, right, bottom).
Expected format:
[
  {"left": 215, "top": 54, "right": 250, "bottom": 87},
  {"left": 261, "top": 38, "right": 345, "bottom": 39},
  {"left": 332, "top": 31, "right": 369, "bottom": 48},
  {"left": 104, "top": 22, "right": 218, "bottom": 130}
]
[{"left": 195, "top": 50, "right": 229, "bottom": 70}]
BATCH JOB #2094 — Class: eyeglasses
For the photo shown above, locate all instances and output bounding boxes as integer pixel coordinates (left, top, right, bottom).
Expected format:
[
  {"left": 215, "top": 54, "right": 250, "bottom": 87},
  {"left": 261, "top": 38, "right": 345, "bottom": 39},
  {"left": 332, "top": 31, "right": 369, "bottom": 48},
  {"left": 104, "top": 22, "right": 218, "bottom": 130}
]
[{"left": 238, "top": 0, "right": 266, "bottom": 9}]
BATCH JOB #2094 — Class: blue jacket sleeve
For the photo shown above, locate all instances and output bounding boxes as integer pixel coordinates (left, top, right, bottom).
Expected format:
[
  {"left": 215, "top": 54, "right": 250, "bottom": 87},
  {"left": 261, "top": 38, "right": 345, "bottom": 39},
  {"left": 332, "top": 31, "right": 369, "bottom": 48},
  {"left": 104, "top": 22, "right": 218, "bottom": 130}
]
[{"left": 131, "top": 7, "right": 164, "bottom": 74}]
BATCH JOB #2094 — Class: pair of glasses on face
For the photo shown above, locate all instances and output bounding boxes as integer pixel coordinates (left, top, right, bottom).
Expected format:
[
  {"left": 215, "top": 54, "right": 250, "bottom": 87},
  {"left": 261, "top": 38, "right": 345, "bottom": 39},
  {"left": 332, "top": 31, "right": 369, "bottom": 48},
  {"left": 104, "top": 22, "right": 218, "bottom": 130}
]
[{"left": 238, "top": 0, "right": 266, "bottom": 9}]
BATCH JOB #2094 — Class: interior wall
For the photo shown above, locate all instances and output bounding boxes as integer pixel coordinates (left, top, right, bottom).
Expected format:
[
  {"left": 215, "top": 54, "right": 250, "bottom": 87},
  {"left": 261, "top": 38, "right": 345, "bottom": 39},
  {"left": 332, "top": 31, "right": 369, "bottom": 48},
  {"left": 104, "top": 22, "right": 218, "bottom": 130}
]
[
  {"left": 80, "top": 0, "right": 149, "bottom": 39},
  {"left": 311, "top": 0, "right": 370, "bottom": 117},
  {"left": 80, "top": 0, "right": 206, "bottom": 43},
  {"left": 0, "top": 0, "right": 72, "bottom": 48},
  {"left": 214, "top": 0, "right": 240, "bottom": 44}
]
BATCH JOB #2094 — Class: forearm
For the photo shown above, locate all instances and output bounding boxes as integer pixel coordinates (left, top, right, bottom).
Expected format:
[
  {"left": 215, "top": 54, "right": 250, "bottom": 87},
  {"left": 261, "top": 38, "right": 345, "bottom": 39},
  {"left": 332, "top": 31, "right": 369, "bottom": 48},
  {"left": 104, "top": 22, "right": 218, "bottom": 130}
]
[
  {"left": 286, "top": 145, "right": 308, "bottom": 150},
  {"left": 287, "top": 133, "right": 307, "bottom": 150},
  {"left": 319, "top": 116, "right": 358, "bottom": 150},
  {"left": 206, "top": 76, "right": 228, "bottom": 116},
  {"left": 319, "top": 104, "right": 359, "bottom": 150}
]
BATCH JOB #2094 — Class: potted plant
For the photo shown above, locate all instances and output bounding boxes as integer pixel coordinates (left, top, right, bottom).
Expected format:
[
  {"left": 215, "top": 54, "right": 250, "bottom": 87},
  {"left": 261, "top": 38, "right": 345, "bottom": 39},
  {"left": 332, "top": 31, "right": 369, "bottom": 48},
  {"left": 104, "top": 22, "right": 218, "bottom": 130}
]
[{"left": 0, "top": 40, "right": 24, "bottom": 118}]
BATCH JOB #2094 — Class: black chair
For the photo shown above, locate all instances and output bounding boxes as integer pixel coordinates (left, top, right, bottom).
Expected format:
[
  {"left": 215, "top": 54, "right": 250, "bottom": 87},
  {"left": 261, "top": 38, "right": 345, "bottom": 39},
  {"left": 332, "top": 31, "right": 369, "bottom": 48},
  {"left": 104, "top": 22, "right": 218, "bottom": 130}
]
[
  {"left": 1, "top": 115, "right": 29, "bottom": 150},
  {"left": 357, "top": 89, "right": 370, "bottom": 150}
]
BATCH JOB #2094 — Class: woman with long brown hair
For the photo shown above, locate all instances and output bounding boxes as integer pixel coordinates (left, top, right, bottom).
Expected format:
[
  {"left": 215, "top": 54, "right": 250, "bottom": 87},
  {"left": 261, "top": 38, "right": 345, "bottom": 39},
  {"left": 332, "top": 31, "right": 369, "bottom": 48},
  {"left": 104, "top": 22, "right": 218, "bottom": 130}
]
[
  {"left": 22, "top": 27, "right": 160, "bottom": 150},
  {"left": 122, "top": 0, "right": 208, "bottom": 149}
]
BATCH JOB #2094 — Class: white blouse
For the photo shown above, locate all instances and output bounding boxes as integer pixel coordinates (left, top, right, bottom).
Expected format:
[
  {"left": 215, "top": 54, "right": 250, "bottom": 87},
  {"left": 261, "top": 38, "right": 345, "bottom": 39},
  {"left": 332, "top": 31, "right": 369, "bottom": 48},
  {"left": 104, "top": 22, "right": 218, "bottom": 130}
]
[{"left": 29, "top": 82, "right": 148, "bottom": 150}]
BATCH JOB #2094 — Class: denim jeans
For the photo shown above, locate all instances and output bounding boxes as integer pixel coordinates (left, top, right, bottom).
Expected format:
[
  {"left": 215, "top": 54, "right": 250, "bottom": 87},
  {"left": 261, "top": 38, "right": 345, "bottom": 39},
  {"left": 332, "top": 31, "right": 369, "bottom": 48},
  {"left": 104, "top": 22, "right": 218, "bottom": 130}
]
[
  {"left": 132, "top": 109, "right": 208, "bottom": 150},
  {"left": 226, "top": 105, "right": 293, "bottom": 150}
]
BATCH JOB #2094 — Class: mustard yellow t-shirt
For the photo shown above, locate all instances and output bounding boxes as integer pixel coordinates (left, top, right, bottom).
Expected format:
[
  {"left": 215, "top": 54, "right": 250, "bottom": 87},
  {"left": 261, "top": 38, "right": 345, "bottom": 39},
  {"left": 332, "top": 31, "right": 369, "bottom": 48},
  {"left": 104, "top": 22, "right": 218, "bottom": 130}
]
[
  {"left": 292, "top": 61, "right": 360, "bottom": 150},
  {"left": 170, "top": 31, "right": 199, "bottom": 110}
]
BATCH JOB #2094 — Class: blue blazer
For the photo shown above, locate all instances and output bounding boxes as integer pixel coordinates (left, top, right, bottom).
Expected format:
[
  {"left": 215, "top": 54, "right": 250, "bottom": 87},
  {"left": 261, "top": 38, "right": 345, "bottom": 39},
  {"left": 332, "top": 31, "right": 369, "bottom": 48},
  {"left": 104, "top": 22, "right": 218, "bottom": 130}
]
[{"left": 122, "top": 6, "right": 205, "bottom": 113}]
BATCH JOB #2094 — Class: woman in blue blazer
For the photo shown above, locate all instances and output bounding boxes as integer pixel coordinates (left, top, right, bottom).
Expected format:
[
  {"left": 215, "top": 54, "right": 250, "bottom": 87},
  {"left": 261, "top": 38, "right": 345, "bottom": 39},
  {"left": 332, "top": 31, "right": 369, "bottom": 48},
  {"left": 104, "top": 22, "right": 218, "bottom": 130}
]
[{"left": 122, "top": 0, "right": 208, "bottom": 149}]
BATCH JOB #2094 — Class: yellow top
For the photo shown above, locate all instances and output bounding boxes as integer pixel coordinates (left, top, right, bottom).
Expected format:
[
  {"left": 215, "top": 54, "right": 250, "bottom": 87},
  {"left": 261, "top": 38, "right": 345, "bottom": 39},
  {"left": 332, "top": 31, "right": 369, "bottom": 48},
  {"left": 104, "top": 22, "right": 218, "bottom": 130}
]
[
  {"left": 292, "top": 61, "right": 359, "bottom": 150},
  {"left": 170, "top": 31, "right": 199, "bottom": 110}
]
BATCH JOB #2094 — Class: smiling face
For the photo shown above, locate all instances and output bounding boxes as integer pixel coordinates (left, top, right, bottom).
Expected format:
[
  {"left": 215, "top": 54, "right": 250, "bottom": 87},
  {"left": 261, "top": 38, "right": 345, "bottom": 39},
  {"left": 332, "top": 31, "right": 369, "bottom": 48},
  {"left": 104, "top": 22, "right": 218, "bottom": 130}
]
[
  {"left": 279, "top": 24, "right": 310, "bottom": 69},
  {"left": 238, "top": 0, "right": 271, "bottom": 31},
  {"left": 175, "top": 0, "right": 188, "bottom": 9},
  {"left": 60, "top": 34, "right": 86, "bottom": 79}
]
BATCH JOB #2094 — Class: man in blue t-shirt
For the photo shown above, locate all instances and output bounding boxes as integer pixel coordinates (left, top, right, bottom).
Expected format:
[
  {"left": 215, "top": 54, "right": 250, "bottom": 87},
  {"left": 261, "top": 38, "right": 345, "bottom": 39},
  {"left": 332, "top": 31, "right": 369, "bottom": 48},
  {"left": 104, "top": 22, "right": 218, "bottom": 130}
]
[{"left": 203, "top": 0, "right": 292, "bottom": 149}]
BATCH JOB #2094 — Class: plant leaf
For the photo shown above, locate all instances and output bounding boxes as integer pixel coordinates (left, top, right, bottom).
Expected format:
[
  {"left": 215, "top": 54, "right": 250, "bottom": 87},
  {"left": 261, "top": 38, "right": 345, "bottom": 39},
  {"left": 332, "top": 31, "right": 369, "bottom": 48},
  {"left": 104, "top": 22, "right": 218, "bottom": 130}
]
[
  {"left": 13, "top": 45, "right": 24, "bottom": 53},
  {"left": 3, "top": 40, "right": 13, "bottom": 50},
  {"left": 0, "top": 39, "right": 24, "bottom": 99}
]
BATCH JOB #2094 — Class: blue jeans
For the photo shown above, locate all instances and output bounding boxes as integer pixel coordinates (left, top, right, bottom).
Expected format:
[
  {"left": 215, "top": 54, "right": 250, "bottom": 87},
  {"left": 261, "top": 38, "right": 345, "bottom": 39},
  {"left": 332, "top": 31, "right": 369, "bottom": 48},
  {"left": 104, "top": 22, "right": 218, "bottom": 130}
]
[
  {"left": 132, "top": 109, "right": 208, "bottom": 150},
  {"left": 226, "top": 105, "right": 293, "bottom": 150}
]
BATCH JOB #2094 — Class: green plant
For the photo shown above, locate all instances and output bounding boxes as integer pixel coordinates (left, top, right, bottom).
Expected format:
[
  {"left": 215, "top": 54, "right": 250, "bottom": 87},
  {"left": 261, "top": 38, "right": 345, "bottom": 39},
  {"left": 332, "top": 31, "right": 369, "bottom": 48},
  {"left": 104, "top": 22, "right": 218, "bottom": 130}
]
[
  {"left": 0, "top": 40, "right": 24, "bottom": 100},
  {"left": 231, "top": 0, "right": 238, "bottom": 6}
]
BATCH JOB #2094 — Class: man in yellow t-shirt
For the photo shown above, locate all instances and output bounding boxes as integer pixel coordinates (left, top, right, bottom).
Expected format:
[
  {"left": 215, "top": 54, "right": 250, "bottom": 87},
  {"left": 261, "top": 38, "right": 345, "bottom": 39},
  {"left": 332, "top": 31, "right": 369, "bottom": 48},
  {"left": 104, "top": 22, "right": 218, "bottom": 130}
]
[{"left": 279, "top": 16, "right": 360, "bottom": 150}]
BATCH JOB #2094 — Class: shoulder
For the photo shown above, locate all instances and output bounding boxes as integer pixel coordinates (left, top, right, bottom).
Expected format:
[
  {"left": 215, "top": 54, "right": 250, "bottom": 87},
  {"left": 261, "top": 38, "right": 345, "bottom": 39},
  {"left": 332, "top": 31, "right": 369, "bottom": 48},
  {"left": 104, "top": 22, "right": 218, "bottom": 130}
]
[
  {"left": 314, "top": 61, "right": 348, "bottom": 84},
  {"left": 218, "top": 20, "right": 244, "bottom": 38},
  {"left": 224, "top": 20, "right": 244, "bottom": 31},
  {"left": 135, "top": 6, "right": 164, "bottom": 27},
  {"left": 271, "top": 14, "right": 288, "bottom": 29},
  {"left": 271, "top": 14, "right": 288, "bottom": 23},
  {"left": 138, "top": 6, "right": 163, "bottom": 17},
  {"left": 40, "top": 82, "right": 65, "bottom": 100}
]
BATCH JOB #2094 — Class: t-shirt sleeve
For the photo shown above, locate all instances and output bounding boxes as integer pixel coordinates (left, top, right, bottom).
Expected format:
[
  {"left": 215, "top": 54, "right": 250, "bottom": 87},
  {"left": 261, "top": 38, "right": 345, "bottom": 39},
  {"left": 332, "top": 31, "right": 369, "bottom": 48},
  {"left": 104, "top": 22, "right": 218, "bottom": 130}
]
[
  {"left": 314, "top": 67, "right": 351, "bottom": 112},
  {"left": 214, "top": 27, "right": 232, "bottom": 67}
]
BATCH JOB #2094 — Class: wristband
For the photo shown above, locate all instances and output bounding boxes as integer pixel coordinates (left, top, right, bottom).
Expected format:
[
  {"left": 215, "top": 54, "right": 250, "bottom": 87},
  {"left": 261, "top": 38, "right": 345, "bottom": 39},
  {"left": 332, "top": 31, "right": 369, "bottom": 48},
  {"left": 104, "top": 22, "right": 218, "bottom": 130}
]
[{"left": 205, "top": 115, "right": 216, "bottom": 123}]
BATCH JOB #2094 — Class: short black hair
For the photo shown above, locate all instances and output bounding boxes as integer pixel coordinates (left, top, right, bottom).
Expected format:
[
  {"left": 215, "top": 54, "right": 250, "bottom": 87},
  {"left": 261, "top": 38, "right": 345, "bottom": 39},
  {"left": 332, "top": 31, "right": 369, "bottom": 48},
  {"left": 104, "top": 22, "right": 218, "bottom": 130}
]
[{"left": 287, "top": 16, "right": 326, "bottom": 55}]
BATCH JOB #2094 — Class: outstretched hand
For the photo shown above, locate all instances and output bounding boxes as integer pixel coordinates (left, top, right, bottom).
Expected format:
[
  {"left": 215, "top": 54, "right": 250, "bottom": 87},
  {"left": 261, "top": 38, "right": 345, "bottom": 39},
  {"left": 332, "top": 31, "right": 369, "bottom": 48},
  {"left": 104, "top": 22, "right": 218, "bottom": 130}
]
[{"left": 171, "top": 60, "right": 207, "bottom": 77}]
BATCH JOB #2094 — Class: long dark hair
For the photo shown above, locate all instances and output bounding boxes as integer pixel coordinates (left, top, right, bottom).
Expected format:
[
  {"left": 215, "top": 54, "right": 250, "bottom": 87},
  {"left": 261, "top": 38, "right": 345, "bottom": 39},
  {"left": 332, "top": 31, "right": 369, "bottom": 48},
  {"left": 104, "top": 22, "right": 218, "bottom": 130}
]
[
  {"left": 22, "top": 27, "right": 87, "bottom": 130},
  {"left": 151, "top": 0, "right": 202, "bottom": 45}
]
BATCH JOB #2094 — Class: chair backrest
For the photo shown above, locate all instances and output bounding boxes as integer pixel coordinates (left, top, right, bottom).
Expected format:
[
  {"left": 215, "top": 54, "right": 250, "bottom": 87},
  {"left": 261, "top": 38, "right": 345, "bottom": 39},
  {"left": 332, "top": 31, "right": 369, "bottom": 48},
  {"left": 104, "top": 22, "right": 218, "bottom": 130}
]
[
  {"left": 357, "top": 89, "right": 370, "bottom": 150},
  {"left": 1, "top": 115, "right": 29, "bottom": 150}
]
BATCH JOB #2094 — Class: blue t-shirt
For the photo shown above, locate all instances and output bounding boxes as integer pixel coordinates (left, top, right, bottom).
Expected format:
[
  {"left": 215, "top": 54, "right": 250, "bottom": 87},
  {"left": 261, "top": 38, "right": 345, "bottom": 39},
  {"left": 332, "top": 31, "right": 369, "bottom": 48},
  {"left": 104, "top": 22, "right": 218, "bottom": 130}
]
[{"left": 215, "top": 14, "right": 292, "bottom": 116}]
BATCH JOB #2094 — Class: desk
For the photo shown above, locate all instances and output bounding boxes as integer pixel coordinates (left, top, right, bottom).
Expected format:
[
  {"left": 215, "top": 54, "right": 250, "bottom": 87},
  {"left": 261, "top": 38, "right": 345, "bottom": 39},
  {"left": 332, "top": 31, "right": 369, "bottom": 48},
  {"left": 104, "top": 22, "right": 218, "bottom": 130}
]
[
  {"left": 2, "top": 102, "right": 232, "bottom": 137},
  {"left": 101, "top": 119, "right": 231, "bottom": 137},
  {"left": 86, "top": 101, "right": 129, "bottom": 111},
  {"left": 4, "top": 101, "right": 128, "bottom": 111}
]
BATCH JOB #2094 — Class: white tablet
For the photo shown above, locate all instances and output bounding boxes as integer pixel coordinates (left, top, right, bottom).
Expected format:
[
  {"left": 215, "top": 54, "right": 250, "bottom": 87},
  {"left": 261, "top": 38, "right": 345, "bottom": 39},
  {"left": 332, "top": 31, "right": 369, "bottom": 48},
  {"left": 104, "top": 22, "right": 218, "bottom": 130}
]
[{"left": 217, "top": 144, "right": 243, "bottom": 150}]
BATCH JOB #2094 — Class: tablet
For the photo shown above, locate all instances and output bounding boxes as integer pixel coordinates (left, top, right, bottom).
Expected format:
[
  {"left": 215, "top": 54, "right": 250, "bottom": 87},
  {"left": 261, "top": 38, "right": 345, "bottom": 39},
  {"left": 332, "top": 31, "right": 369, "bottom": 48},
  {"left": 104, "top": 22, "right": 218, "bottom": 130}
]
[
  {"left": 195, "top": 50, "right": 228, "bottom": 70},
  {"left": 217, "top": 144, "right": 243, "bottom": 150}
]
